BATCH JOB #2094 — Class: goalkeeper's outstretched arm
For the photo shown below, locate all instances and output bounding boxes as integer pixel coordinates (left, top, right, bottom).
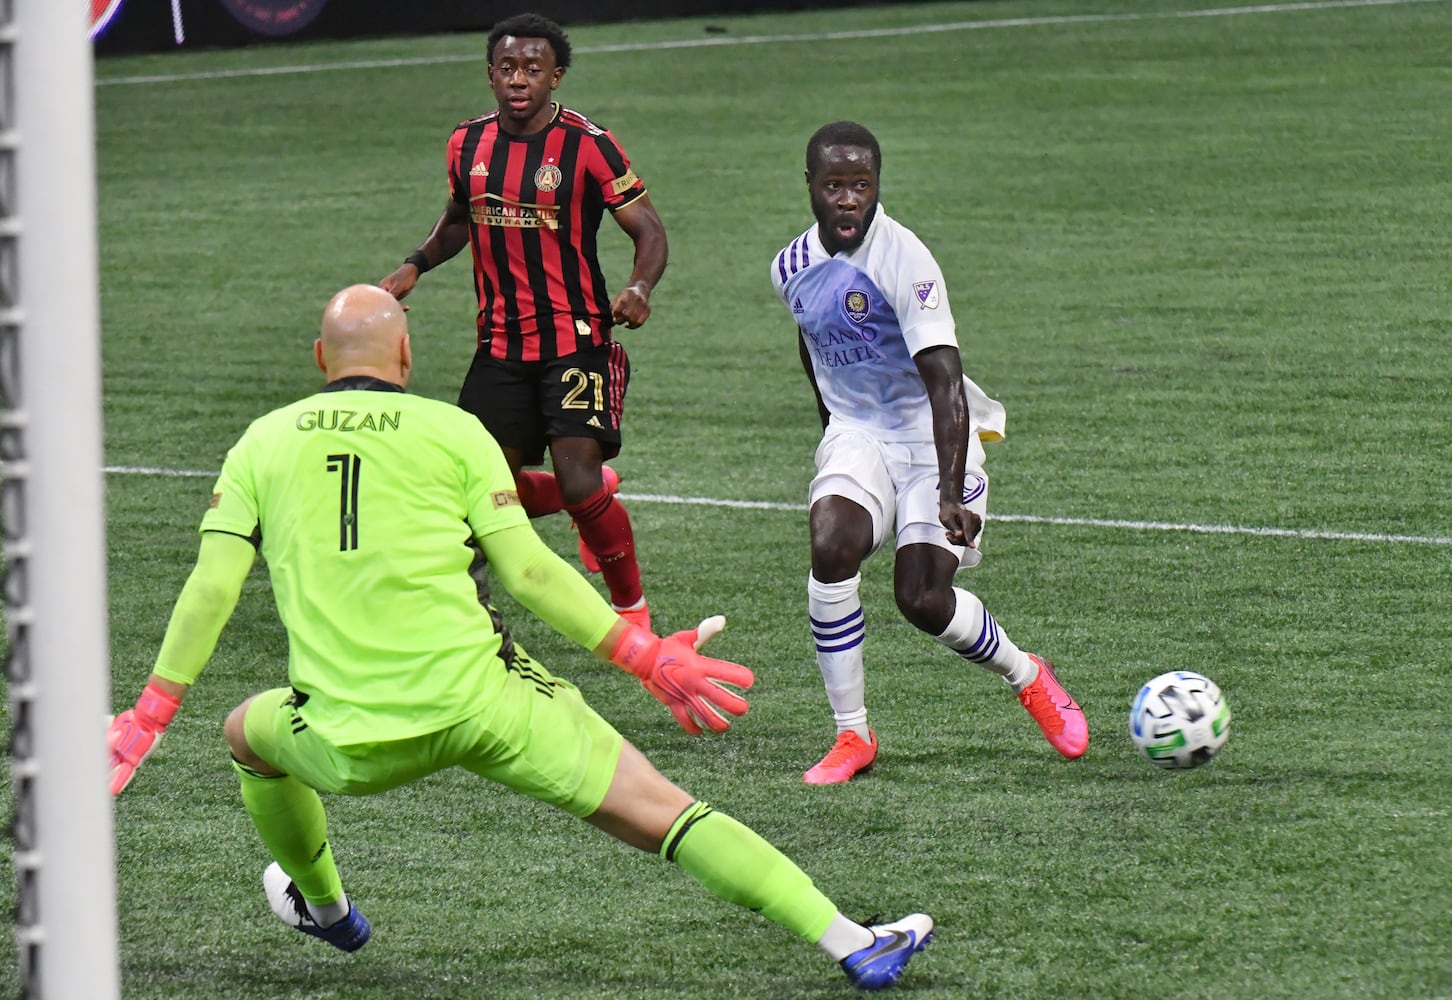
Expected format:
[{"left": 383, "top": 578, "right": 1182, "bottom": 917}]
[
  {"left": 108, "top": 530, "right": 256, "bottom": 794},
  {"left": 482, "top": 523, "right": 753, "bottom": 734}
]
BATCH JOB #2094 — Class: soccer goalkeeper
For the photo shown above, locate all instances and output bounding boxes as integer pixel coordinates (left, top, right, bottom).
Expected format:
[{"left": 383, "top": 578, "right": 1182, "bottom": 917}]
[{"left": 108, "top": 284, "right": 931, "bottom": 991}]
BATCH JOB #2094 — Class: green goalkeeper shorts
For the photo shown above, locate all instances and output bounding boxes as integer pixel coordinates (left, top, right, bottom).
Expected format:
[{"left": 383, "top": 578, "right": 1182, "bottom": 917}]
[{"left": 242, "top": 650, "right": 624, "bottom": 818}]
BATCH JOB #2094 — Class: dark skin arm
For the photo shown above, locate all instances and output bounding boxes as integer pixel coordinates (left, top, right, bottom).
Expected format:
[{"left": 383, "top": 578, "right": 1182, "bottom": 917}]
[
  {"left": 608, "top": 193, "right": 668, "bottom": 329},
  {"left": 799, "top": 333, "right": 831, "bottom": 429},
  {"left": 378, "top": 197, "right": 472, "bottom": 301},
  {"left": 915, "top": 344, "right": 982, "bottom": 548}
]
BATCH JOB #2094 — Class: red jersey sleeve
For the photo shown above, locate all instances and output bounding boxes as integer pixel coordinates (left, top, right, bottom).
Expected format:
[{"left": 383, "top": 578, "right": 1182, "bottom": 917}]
[
  {"left": 585, "top": 130, "right": 647, "bottom": 212},
  {"left": 446, "top": 126, "right": 469, "bottom": 205}
]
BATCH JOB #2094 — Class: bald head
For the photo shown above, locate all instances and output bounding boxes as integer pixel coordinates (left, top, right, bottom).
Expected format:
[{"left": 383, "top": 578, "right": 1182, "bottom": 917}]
[{"left": 315, "top": 284, "right": 412, "bottom": 385}]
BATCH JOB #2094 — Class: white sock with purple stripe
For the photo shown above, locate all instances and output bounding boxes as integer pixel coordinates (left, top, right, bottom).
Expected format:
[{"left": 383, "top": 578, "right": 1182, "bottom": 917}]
[
  {"left": 808, "top": 573, "right": 870, "bottom": 742},
  {"left": 936, "top": 587, "right": 1036, "bottom": 691}
]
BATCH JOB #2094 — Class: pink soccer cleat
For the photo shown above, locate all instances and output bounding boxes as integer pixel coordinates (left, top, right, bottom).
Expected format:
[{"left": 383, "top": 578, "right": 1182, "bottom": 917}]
[{"left": 1017, "top": 654, "right": 1088, "bottom": 759}]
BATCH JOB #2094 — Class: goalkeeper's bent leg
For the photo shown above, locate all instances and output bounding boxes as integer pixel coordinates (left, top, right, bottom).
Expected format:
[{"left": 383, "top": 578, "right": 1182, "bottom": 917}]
[
  {"left": 234, "top": 760, "right": 345, "bottom": 909},
  {"left": 661, "top": 801, "right": 843, "bottom": 945}
]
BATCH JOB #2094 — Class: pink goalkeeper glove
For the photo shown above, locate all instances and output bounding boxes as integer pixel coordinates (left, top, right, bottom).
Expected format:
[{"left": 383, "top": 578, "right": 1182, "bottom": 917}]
[
  {"left": 107, "top": 682, "right": 181, "bottom": 795},
  {"left": 610, "top": 616, "right": 753, "bottom": 735}
]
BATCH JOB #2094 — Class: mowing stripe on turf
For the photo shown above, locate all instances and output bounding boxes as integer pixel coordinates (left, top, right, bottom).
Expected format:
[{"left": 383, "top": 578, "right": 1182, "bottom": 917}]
[
  {"left": 94, "top": 0, "right": 1445, "bottom": 87},
  {"left": 101, "top": 466, "right": 1452, "bottom": 547}
]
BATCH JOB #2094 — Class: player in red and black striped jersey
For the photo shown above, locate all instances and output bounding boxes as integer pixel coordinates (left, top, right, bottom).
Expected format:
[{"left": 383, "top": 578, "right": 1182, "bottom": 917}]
[{"left": 381, "top": 12, "right": 666, "bottom": 630}]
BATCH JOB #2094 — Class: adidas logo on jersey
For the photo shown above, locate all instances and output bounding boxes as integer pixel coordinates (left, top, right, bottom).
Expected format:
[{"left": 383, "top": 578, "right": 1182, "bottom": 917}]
[
  {"left": 587, "top": 416, "right": 603, "bottom": 428},
  {"left": 470, "top": 162, "right": 489, "bottom": 177},
  {"left": 792, "top": 297, "right": 804, "bottom": 314}
]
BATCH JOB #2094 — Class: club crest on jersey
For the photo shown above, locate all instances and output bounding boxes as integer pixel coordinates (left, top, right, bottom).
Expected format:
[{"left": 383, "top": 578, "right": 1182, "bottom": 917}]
[
  {"left": 843, "top": 289, "right": 870, "bottom": 324},
  {"left": 534, "top": 163, "right": 563, "bottom": 192},
  {"left": 913, "top": 281, "right": 940, "bottom": 309}
]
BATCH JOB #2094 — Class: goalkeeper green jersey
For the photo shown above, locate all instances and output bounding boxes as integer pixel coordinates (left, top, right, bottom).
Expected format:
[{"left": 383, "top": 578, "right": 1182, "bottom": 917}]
[{"left": 200, "top": 378, "right": 530, "bottom": 744}]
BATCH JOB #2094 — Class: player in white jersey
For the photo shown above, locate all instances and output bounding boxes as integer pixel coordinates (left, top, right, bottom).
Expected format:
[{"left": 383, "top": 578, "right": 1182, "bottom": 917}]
[{"left": 770, "top": 121, "right": 1088, "bottom": 784}]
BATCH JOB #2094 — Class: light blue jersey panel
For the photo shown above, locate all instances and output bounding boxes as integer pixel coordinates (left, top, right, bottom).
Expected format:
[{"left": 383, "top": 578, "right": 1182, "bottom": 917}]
[{"left": 786, "top": 258, "right": 929, "bottom": 438}]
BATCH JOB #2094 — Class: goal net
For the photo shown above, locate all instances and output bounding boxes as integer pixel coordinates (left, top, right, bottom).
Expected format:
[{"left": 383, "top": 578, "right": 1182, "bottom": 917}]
[{"left": 4, "top": 1, "right": 119, "bottom": 996}]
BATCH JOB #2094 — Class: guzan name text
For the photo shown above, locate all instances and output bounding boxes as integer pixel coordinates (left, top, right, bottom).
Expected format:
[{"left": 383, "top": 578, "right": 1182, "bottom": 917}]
[{"left": 295, "top": 410, "right": 402, "bottom": 432}]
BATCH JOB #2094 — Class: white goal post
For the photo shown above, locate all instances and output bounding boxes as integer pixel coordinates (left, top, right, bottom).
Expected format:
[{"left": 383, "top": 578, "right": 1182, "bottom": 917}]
[{"left": 5, "top": 1, "right": 120, "bottom": 997}]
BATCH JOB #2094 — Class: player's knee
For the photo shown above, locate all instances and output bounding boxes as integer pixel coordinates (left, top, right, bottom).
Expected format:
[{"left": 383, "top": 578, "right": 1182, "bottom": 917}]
[
  {"left": 224, "top": 699, "right": 272, "bottom": 772},
  {"left": 810, "top": 493, "right": 871, "bottom": 536},
  {"left": 809, "top": 532, "right": 867, "bottom": 582},
  {"left": 810, "top": 550, "right": 855, "bottom": 583},
  {"left": 556, "top": 466, "right": 607, "bottom": 507},
  {"left": 223, "top": 702, "right": 248, "bottom": 754},
  {"left": 895, "top": 584, "right": 953, "bottom": 635}
]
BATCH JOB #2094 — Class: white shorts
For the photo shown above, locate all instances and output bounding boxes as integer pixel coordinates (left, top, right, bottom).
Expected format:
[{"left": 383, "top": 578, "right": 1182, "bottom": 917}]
[{"left": 808, "top": 424, "right": 989, "bottom": 570}]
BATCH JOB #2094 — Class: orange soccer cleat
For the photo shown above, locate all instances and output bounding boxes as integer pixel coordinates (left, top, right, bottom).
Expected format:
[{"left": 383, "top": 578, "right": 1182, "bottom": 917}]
[
  {"left": 803, "top": 729, "right": 878, "bottom": 785},
  {"left": 614, "top": 598, "right": 651, "bottom": 633}
]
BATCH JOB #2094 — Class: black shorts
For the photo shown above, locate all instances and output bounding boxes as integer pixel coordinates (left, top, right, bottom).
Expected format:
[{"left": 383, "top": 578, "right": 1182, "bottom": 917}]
[{"left": 457, "top": 340, "right": 630, "bottom": 466}]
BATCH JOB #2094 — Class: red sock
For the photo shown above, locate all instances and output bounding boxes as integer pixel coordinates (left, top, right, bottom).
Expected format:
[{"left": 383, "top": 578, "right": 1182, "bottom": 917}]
[
  {"left": 565, "top": 486, "right": 642, "bottom": 608},
  {"left": 516, "top": 471, "right": 562, "bottom": 517}
]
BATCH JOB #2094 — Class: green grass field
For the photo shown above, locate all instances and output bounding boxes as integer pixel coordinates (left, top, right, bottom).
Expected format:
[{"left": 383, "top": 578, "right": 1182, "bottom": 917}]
[{"left": 7, "top": 0, "right": 1452, "bottom": 995}]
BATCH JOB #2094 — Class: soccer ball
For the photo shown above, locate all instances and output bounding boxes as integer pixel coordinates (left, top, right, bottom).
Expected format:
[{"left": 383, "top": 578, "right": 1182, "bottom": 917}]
[{"left": 1129, "top": 671, "right": 1231, "bottom": 769}]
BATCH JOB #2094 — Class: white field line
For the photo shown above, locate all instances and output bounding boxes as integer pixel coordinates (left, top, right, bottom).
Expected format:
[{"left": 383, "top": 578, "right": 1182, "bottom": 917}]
[
  {"left": 94, "top": 0, "right": 1444, "bottom": 87},
  {"left": 101, "top": 466, "right": 1452, "bottom": 547}
]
